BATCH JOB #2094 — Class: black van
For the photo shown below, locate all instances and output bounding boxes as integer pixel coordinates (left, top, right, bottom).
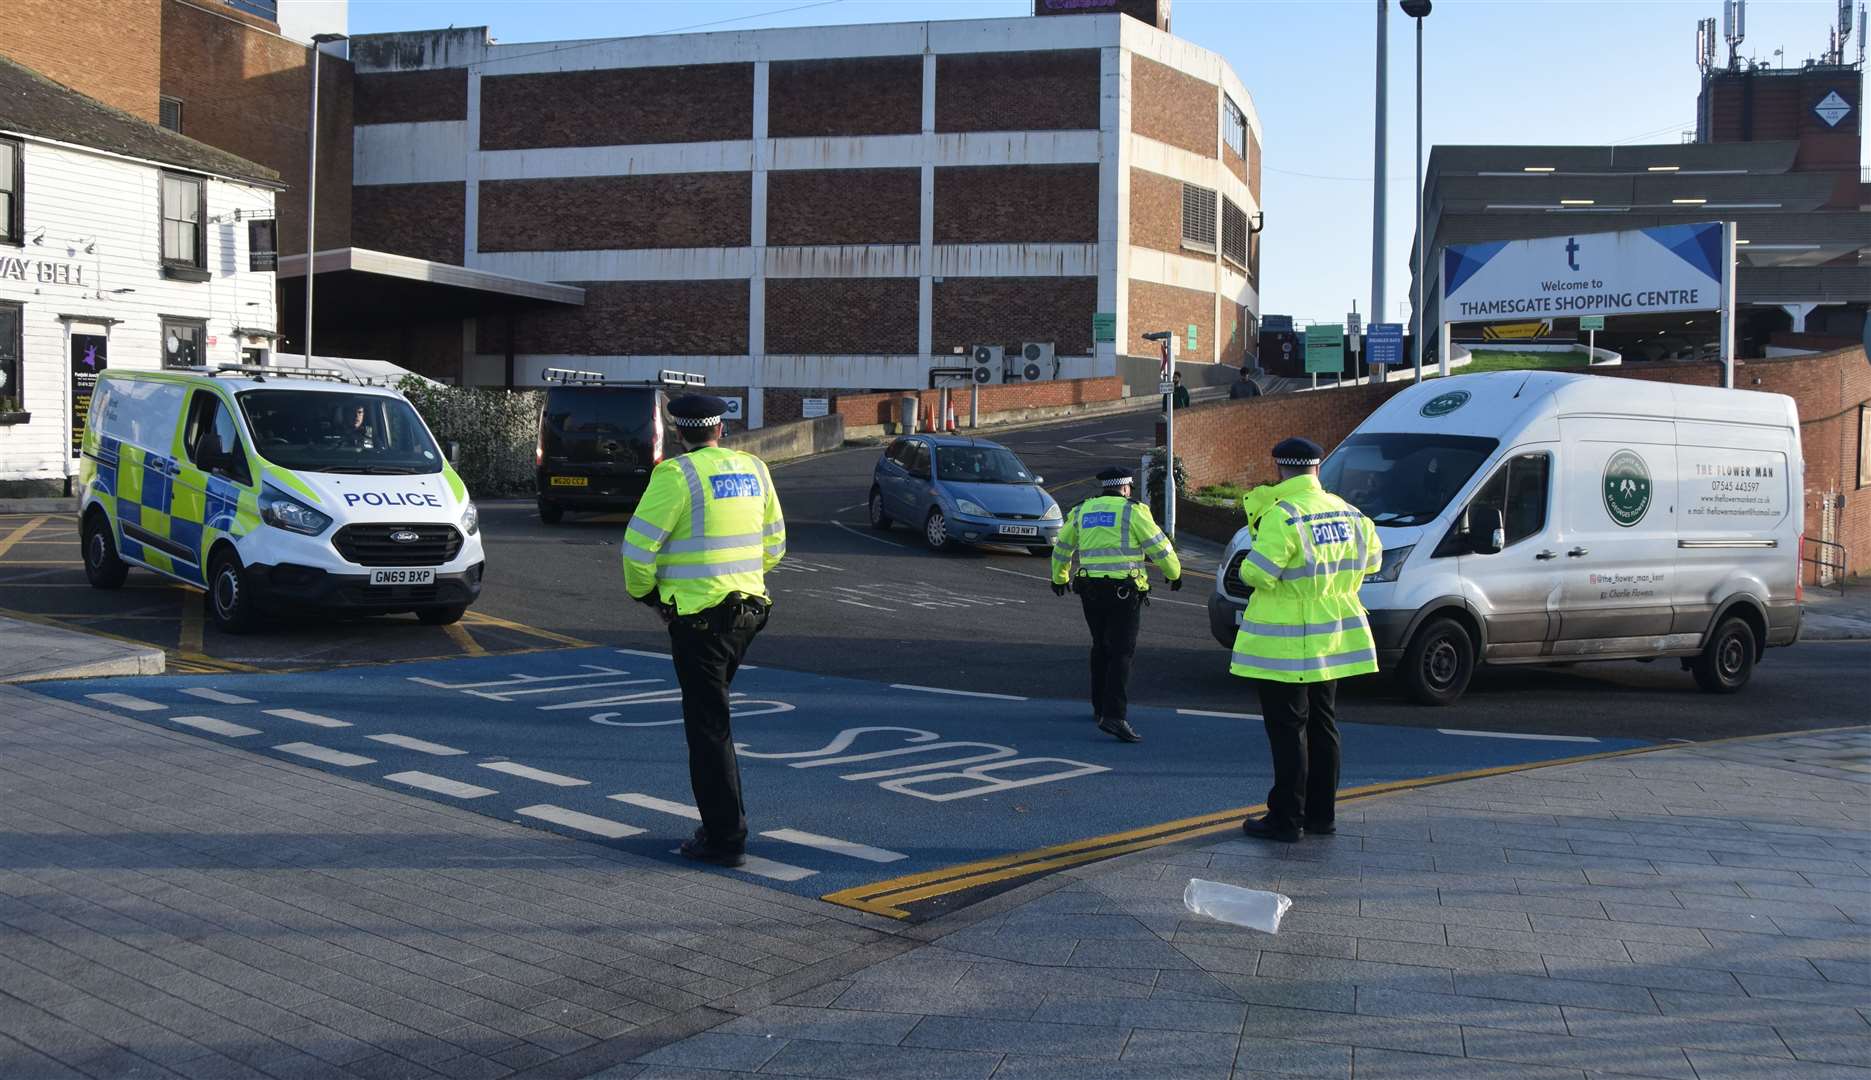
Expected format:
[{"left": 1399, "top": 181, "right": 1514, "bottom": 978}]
[{"left": 533, "top": 369, "right": 699, "bottom": 524}]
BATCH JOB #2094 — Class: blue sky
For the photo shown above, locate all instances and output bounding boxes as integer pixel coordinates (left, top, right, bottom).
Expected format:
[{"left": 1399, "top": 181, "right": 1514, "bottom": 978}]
[{"left": 347, "top": 0, "right": 1859, "bottom": 327}]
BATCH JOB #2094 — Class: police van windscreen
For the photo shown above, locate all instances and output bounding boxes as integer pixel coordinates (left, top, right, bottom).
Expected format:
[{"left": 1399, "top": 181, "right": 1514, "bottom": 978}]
[
  {"left": 1321, "top": 433, "right": 1498, "bottom": 527},
  {"left": 540, "top": 388, "right": 656, "bottom": 466},
  {"left": 238, "top": 390, "right": 443, "bottom": 475}
]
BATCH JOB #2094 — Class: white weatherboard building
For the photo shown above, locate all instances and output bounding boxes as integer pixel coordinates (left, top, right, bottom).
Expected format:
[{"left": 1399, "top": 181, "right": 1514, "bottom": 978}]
[{"left": 0, "top": 56, "right": 281, "bottom": 493}]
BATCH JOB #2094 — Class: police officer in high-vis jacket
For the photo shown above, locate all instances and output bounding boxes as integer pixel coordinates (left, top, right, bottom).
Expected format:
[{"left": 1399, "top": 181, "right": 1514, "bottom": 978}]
[
  {"left": 1051, "top": 467, "right": 1183, "bottom": 743},
  {"left": 1231, "top": 437, "right": 1382, "bottom": 843},
  {"left": 623, "top": 394, "right": 785, "bottom": 868}
]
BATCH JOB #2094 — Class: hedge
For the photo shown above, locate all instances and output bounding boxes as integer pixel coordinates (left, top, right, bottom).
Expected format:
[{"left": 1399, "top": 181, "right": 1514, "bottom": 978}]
[{"left": 399, "top": 378, "right": 542, "bottom": 497}]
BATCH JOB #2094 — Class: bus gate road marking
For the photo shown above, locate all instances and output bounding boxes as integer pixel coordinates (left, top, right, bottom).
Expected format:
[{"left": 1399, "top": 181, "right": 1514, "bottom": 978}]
[
  {"left": 274, "top": 743, "right": 375, "bottom": 767},
  {"left": 385, "top": 772, "right": 497, "bottom": 799},
  {"left": 182, "top": 688, "right": 257, "bottom": 705},
  {"left": 610, "top": 793, "right": 700, "bottom": 820},
  {"left": 265, "top": 708, "right": 351, "bottom": 729},
  {"left": 761, "top": 829, "right": 907, "bottom": 864},
  {"left": 367, "top": 734, "right": 466, "bottom": 755},
  {"left": 667, "top": 849, "right": 816, "bottom": 883},
  {"left": 85, "top": 693, "right": 164, "bottom": 712},
  {"left": 518, "top": 805, "right": 644, "bottom": 839},
  {"left": 169, "top": 716, "right": 260, "bottom": 738},
  {"left": 479, "top": 761, "right": 589, "bottom": 787}
]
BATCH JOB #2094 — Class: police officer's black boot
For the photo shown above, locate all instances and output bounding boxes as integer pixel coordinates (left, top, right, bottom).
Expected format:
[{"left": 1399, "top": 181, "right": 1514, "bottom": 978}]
[
  {"left": 1097, "top": 716, "right": 1142, "bottom": 743},
  {"left": 679, "top": 826, "right": 747, "bottom": 868}
]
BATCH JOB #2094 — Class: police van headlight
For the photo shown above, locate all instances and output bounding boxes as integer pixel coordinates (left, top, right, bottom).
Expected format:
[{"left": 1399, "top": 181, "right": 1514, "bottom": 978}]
[
  {"left": 955, "top": 498, "right": 991, "bottom": 517},
  {"left": 1042, "top": 502, "right": 1062, "bottom": 520},
  {"left": 461, "top": 500, "right": 480, "bottom": 536},
  {"left": 259, "top": 485, "right": 332, "bottom": 537},
  {"left": 1366, "top": 544, "right": 1414, "bottom": 583}
]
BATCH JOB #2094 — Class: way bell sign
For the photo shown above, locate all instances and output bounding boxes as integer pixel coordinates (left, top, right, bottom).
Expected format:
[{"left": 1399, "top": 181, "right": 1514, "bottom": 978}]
[{"left": 1442, "top": 223, "right": 1724, "bottom": 322}]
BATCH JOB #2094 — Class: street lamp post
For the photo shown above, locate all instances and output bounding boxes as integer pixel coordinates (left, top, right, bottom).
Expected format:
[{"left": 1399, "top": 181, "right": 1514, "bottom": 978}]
[
  {"left": 1371, "top": 0, "right": 1387, "bottom": 373},
  {"left": 1401, "top": 0, "right": 1431, "bottom": 382},
  {"left": 304, "top": 32, "right": 347, "bottom": 362}
]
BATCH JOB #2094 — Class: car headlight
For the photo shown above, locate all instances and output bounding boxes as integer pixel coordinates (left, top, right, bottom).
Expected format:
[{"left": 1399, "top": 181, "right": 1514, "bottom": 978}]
[
  {"left": 259, "top": 485, "right": 331, "bottom": 536},
  {"left": 461, "top": 500, "right": 480, "bottom": 536},
  {"left": 1366, "top": 544, "right": 1414, "bottom": 583},
  {"left": 955, "top": 498, "right": 991, "bottom": 517},
  {"left": 1042, "top": 502, "right": 1062, "bottom": 520}
]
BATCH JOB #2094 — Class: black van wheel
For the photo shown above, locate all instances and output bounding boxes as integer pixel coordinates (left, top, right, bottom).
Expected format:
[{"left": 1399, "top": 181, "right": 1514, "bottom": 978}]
[
  {"left": 418, "top": 604, "right": 468, "bottom": 627},
  {"left": 207, "top": 548, "right": 258, "bottom": 635},
  {"left": 1400, "top": 616, "right": 1475, "bottom": 706},
  {"left": 1692, "top": 616, "right": 1756, "bottom": 694},
  {"left": 538, "top": 499, "right": 564, "bottom": 525},
  {"left": 868, "top": 488, "right": 893, "bottom": 531},
  {"left": 82, "top": 510, "right": 128, "bottom": 589}
]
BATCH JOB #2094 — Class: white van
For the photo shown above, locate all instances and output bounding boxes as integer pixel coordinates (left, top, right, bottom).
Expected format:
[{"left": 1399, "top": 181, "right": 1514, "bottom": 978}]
[
  {"left": 78, "top": 367, "right": 484, "bottom": 633},
  {"left": 1208, "top": 371, "right": 1803, "bottom": 704}
]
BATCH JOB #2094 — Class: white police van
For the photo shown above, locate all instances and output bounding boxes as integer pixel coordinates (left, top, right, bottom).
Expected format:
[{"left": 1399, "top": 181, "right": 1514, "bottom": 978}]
[
  {"left": 1209, "top": 371, "right": 1804, "bottom": 704},
  {"left": 78, "top": 366, "right": 484, "bottom": 633}
]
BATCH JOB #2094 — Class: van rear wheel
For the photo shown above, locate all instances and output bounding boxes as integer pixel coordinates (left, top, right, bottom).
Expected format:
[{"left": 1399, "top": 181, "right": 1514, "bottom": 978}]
[
  {"left": 82, "top": 510, "right": 128, "bottom": 589},
  {"left": 1692, "top": 616, "right": 1755, "bottom": 694},
  {"left": 538, "top": 499, "right": 564, "bottom": 525},
  {"left": 207, "top": 549, "right": 258, "bottom": 635},
  {"left": 1400, "top": 616, "right": 1475, "bottom": 706}
]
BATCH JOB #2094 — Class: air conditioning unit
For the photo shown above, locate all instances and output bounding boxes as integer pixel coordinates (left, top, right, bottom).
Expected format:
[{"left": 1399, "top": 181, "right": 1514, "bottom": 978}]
[
  {"left": 1014, "top": 342, "right": 1057, "bottom": 382},
  {"left": 970, "top": 345, "right": 1003, "bottom": 384}
]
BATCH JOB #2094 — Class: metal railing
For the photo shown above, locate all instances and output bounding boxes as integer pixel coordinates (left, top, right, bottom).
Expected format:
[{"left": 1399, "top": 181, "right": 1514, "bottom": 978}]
[{"left": 1804, "top": 535, "right": 1848, "bottom": 596}]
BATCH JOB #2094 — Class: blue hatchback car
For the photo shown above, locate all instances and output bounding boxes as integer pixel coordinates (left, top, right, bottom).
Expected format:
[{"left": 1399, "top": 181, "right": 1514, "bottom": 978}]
[{"left": 868, "top": 435, "right": 1062, "bottom": 552}]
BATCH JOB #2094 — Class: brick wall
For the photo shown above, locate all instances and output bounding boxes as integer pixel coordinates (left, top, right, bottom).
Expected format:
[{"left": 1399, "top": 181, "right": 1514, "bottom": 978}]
[
  {"left": 1248, "top": 128, "right": 1262, "bottom": 205},
  {"left": 1129, "top": 280, "right": 1218, "bottom": 365},
  {"left": 934, "top": 165, "right": 1099, "bottom": 243},
  {"left": 1223, "top": 143, "right": 1247, "bottom": 186},
  {"left": 833, "top": 376, "right": 1125, "bottom": 428},
  {"left": 935, "top": 51, "right": 1101, "bottom": 132},
  {"left": 932, "top": 277, "right": 1098, "bottom": 357},
  {"left": 1129, "top": 168, "right": 1183, "bottom": 254},
  {"left": 487, "top": 280, "right": 749, "bottom": 356},
  {"left": 0, "top": 0, "right": 161, "bottom": 122},
  {"left": 351, "top": 182, "right": 464, "bottom": 264},
  {"left": 478, "top": 173, "right": 751, "bottom": 252},
  {"left": 768, "top": 56, "right": 921, "bottom": 138},
  {"left": 768, "top": 168, "right": 919, "bottom": 246},
  {"left": 1131, "top": 56, "right": 1213, "bottom": 157},
  {"left": 766, "top": 278, "right": 918, "bottom": 355},
  {"left": 480, "top": 64, "right": 753, "bottom": 150},
  {"left": 354, "top": 68, "right": 467, "bottom": 125}
]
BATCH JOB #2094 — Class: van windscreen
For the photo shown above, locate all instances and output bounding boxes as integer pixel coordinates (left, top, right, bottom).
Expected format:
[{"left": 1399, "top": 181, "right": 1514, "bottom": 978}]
[
  {"left": 238, "top": 390, "right": 443, "bottom": 474},
  {"left": 1321, "top": 433, "right": 1498, "bottom": 527},
  {"left": 541, "top": 388, "right": 656, "bottom": 466}
]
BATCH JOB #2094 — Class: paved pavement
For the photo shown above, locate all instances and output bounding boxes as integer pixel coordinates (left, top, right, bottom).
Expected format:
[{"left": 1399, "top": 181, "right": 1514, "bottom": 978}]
[
  {"left": 1803, "top": 582, "right": 1871, "bottom": 641},
  {"left": 2, "top": 685, "right": 1864, "bottom": 1080},
  {"left": 0, "top": 612, "right": 163, "bottom": 683}
]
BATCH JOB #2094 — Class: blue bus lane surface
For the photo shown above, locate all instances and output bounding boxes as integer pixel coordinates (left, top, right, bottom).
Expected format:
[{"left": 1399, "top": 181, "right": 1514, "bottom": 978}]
[{"left": 33, "top": 649, "right": 1648, "bottom": 919}]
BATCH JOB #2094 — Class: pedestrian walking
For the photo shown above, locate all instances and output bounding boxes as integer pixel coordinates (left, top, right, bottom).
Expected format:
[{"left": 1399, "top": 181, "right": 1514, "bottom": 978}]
[
  {"left": 1229, "top": 368, "right": 1262, "bottom": 399},
  {"left": 1051, "top": 466, "right": 1183, "bottom": 743},
  {"left": 1229, "top": 437, "right": 1381, "bottom": 842},
  {"left": 622, "top": 394, "right": 785, "bottom": 867},
  {"left": 1172, "top": 372, "right": 1191, "bottom": 409}
]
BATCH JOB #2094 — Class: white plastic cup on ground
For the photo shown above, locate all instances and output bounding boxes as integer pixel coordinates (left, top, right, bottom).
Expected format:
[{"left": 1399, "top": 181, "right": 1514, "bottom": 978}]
[{"left": 1183, "top": 878, "right": 1292, "bottom": 934}]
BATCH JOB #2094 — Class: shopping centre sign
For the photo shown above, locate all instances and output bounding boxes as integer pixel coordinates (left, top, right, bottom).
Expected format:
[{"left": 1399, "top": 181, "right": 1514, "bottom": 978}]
[{"left": 1441, "top": 223, "right": 1724, "bottom": 321}]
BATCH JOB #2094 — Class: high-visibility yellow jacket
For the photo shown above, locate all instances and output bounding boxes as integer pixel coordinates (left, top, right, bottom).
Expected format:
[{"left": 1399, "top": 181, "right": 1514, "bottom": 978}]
[
  {"left": 1229, "top": 474, "right": 1382, "bottom": 683},
  {"left": 1051, "top": 495, "right": 1181, "bottom": 589},
  {"left": 623, "top": 445, "right": 785, "bottom": 615}
]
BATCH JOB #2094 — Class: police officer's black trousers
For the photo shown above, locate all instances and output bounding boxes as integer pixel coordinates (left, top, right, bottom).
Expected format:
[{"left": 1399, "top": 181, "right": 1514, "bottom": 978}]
[
  {"left": 1254, "top": 679, "right": 1341, "bottom": 830},
  {"left": 668, "top": 596, "right": 769, "bottom": 850},
  {"left": 1078, "top": 578, "right": 1143, "bottom": 722}
]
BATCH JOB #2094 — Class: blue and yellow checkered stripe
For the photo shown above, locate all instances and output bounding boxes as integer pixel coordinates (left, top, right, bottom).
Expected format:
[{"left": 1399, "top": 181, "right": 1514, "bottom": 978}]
[{"left": 86, "top": 435, "right": 259, "bottom": 588}]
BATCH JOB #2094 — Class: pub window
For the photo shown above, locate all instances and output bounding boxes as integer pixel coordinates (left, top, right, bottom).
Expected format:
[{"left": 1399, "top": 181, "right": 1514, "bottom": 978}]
[
  {"left": 0, "top": 137, "right": 21, "bottom": 246},
  {"left": 1221, "top": 196, "right": 1248, "bottom": 269},
  {"left": 1223, "top": 95, "right": 1248, "bottom": 160},
  {"left": 1181, "top": 182, "right": 1217, "bottom": 253},
  {"left": 162, "top": 316, "right": 206, "bottom": 369},
  {"left": 161, "top": 172, "right": 207, "bottom": 277},
  {"left": 159, "top": 96, "right": 184, "bottom": 133},
  {"left": 0, "top": 301, "right": 20, "bottom": 413}
]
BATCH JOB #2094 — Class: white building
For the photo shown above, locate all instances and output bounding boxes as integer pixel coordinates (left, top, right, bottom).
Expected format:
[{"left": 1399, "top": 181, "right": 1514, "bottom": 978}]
[{"left": 0, "top": 56, "right": 281, "bottom": 493}]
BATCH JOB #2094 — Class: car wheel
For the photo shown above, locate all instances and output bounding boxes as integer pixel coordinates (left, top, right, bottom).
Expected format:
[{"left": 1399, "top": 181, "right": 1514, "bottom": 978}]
[
  {"left": 418, "top": 604, "right": 468, "bottom": 627},
  {"left": 868, "top": 488, "right": 893, "bottom": 531},
  {"left": 538, "top": 499, "right": 564, "bottom": 525},
  {"left": 207, "top": 548, "right": 258, "bottom": 635},
  {"left": 1692, "top": 615, "right": 1755, "bottom": 694},
  {"left": 924, "top": 508, "right": 952, "bottom": 551},
  {"left": 82, "top": 509, "right": 128, "bottom": 589},
  {"left": 1400, "top": 616, "right": 1474, "bottom": 706}
]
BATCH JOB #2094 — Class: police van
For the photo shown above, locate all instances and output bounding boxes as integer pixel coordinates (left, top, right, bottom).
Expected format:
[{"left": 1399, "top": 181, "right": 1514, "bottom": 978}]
[
  {"left": 79, "top": 366, "right": 484, "bottom": 633},
  {"left": 1209, "top": 371, "right": 1804, "bottom": 705}
]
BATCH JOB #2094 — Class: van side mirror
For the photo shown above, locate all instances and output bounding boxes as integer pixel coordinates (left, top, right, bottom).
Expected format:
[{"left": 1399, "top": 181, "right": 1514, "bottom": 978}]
[{"left": 1467, "top": 506, "right": 1505, "bottom": 555}]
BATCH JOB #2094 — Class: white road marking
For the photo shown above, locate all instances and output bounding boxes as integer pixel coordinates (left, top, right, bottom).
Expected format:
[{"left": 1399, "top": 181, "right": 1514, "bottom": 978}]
[
  {"left": 831, "top": 520, "right": 905, "bottom": 548},
  {"left": 469, "top": 677, "right": 662, "bottom": 700},
  {"left": 518, "top": 804, "right": 644, "bottom": 838},
  {"left": 181, "top": 688, "right": 257, "bottom": 705},
  {"left": 367, "top": 733, "right": 466, "bottom": 756},
  {"left": 609, "top": 792, "right": 701, "bottom": 820},
  {"left": 761, "top": 828, "right": 907, "bottom": 863},
  {"left": 982, "top": 564, "right": 1199, "bottom": 606},
  {"left": 385, "top": 771, "right": 496, "bottom": 799},
  {"left": 1068, "top": 429, "right": 1129, "bottom": 443},
  {"left": 1055, "top": 444, "right": 1098, "bottom": 457},
  {"left": 984, "top": 565, "right": 1051, "bottom": 582},
  {"left": 274, "top": 742, "right": 375, "bottom": 767},
  {"left": 1437, "top": 729, "right": 1600, "bottom": 744},
  {"left": 836, "top": 502, "right": 868, "bottom": 513},
  {"left": 669, "top": 849, "right": 816, "bottom": 882},
  {"left": 265, "top": 708, "right": 351, "bottom": 729},
  {"left": 613, "top": 648, "right": 672, "bottom": 661},
  {"left": 85, "top": 693, "right": 164, "bottom": 712},
  {"left": 890, "top": 683, "right": 1028, "bottom": 702},
  {"left": 479, "top": 761, "right": 589, "bottom": 787},
  {"left": 169, "top": 715, "right": 260, "bottom": 737},
  {"left": 409, "top": 665, "right": 628, "bottom": 690},
  {"left": 1177, "top": 708, "right": 1264, "bottom": 721}
]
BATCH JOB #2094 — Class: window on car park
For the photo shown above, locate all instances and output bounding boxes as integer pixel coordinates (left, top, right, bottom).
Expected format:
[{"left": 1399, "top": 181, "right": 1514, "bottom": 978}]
[
  {"left": 1223, "top": 95, "right": 1248, "bottom": 160},
  {"left": 1221, "top": 197, "right": 1247, "bottom": 269}
]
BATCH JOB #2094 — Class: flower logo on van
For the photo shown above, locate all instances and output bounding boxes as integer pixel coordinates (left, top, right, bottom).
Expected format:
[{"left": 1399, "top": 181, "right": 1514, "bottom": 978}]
[
  {"left": 1419, "top": 390, "right": 1470, "bottom": 418},
  {"left": 1602, "top": 449, "right": 1652, "bottom": 528}
]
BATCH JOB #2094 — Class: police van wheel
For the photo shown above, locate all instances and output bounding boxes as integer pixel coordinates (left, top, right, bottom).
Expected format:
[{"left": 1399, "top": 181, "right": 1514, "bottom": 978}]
[
  {"left": 1401, "top": 616, "right": 1474, "bottom": 706},
  {"left": 537, "top": 499, "right": 564, "bottom": 525},
  {"left": 868, "top": 489, "right": 892, "bottom": 531},
  {"left": 1692, "top": 616, "right": 1755, "bottom": 694},
  {"left": 417, "top": 604, "right": 467, "bottom": 627},
  {"left": 82, "top": 511, "right": 128, "bottom": 589},
  {"left": 924, "top": 509, "right": 952, "bottom": 551},
  {"left": 207, "top": 550, "right": 258, "bottom": 635}
]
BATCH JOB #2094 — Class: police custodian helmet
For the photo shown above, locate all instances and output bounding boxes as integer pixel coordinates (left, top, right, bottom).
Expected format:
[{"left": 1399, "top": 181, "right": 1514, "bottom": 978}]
[
  {"left": 668, "top": 394, "right": 729, "bottom": 430},
  {"left": 1097, "top": 466, "right": 1135, "bottom": 489},
  {"left": 1271, "top": 437, "right": 1325, "bottom": 467}
]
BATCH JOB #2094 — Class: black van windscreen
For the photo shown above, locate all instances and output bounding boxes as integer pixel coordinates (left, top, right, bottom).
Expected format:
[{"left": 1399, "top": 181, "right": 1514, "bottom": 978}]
[{"left": 541, "top": 388, "right": 657, "bottom": 466}]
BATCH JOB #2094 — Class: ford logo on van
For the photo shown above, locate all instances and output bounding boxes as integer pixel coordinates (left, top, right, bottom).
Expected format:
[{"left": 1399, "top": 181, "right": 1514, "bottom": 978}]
[{"left": 389, "top": 529, "right": 422, "bottom": 544}]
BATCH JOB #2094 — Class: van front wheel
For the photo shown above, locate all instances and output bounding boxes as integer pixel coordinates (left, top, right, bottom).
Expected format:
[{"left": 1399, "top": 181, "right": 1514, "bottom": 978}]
[
  {"left": 83, "top": 511, "right": 128, "bottom": 589},
  {"left": 1400, "top": 616, "right": 1475, "bottom": 706},
  {"left": 207, "top": 549, "right": 258, "bottom": 635},
  {"left": 1692, "top": 616, "right": 1755, "bottom": 694}
]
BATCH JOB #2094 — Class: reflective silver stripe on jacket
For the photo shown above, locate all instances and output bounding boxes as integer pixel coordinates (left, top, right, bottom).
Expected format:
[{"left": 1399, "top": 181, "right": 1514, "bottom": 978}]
[
  {"left": 628, "top": 520, "right": 670, "bottom": 543},
  {"left": 659, "top": 558, "right": 766, "bottom": 579},
  {"left": 621, "top": 539, "right": 658, "bottom": 564},
  {"left": 1282, "top": 555, "right": 1372, "bottom": 580},
  {"left": 763, "top": 520, "right": 785, "bottom": 539},
  {"left": 672, "top": 455, "right": 707, "bottom": 531},
  {"left": 1243, "top": 548, "right": 1284, "bottom": 579},
  {"left": 1286, "top": 509, "right": 1362, "bottom": 526},
  {"left": 1118, "top": 502, "right": 1135, "bottom": 553},
  {"left": 663, "top": 532, "right": 762, "bottom": 554},
  {"left": 1238, "top": 614, "right": 1370, "bottom": 638},
  {"left": 1230, "top": 647, "right": 1378, "bottom": 672}
]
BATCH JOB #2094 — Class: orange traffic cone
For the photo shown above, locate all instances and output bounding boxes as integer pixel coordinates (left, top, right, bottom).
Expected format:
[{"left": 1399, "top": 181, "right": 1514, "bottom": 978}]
[{"left": 945, "top": 406, "right": 957, "bottom": 432}]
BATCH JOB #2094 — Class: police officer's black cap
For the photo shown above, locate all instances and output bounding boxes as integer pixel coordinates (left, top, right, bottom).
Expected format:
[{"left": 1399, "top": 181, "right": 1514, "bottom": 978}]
[
  {"left": 1272, "top": 437, "right": 1325, "bottom": 466},
  {"left": 668, "top": 394, "right": 728, "bottom": 429},
  {"left": 1097, "top": 466, "right": 1135, "bottom": 488}
]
